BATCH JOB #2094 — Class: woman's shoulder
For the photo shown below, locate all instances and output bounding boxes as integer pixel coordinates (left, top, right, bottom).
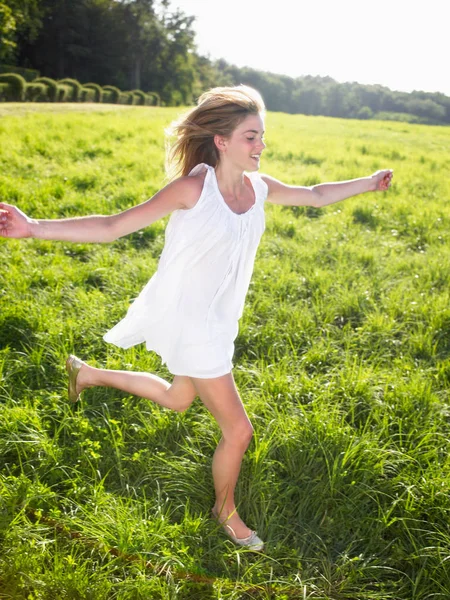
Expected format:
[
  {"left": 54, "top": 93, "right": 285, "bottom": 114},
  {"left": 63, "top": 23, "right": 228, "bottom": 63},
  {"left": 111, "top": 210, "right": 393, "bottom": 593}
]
[
  {"left": 171, "top": 168, "right": 208, "bottom": 210},
  {"left": 256, "top": 173, "right": 272, "bottom": 186},
  {"left": 247, "top": 170, "right": 270, "bottom": 200}
]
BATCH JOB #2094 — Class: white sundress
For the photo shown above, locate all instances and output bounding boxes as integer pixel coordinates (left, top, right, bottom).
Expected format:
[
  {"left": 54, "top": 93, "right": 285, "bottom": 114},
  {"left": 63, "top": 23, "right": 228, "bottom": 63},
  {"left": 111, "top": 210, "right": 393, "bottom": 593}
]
[{"left": 103, "top": 162, "right": 268, "bottom": 378}]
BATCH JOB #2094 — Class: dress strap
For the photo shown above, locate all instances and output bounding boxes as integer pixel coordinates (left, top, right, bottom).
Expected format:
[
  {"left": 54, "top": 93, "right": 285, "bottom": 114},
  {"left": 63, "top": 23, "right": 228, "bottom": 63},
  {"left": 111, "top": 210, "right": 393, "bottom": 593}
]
[
  {"left": 247, "top": 170, "right": 269, "bottom": 203},
  {"left": 188, "top": 163, "right": 211, "bottom": 177}
]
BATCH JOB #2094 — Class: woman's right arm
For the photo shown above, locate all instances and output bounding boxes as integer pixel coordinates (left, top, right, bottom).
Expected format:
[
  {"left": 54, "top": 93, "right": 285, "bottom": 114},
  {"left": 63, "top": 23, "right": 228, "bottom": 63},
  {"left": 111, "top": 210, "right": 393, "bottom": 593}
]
[{"left": 0, "top": 177, "right": 201, "bottom": 243}]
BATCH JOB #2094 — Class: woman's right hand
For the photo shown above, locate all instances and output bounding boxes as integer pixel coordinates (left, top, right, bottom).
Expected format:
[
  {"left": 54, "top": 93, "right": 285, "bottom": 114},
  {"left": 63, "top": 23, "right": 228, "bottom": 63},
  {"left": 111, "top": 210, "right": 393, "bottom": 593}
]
[{"left": 0, "top": 202, "right": 34, "bottom": 239}]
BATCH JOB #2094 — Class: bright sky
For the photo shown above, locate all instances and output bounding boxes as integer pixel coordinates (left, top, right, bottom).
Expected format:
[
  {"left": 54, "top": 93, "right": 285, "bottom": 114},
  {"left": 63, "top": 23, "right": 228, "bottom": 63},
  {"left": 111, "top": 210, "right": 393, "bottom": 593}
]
[{"left": 171, "top": 0, "right": 449, "bottom": 96}]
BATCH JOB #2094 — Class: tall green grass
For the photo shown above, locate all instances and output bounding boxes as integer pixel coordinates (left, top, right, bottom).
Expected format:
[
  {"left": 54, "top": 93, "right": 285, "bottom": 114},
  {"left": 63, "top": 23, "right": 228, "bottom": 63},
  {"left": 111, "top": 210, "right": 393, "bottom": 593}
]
[{"left": 1, "top": 103, "right": 450, "bottom": 599}]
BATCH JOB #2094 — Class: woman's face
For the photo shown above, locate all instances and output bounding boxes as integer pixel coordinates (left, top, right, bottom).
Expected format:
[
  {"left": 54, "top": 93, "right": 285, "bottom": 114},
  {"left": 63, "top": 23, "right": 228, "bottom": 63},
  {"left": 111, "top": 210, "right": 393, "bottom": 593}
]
[{"left": 216, "top": 113, "right": 266, "bottom": 171}]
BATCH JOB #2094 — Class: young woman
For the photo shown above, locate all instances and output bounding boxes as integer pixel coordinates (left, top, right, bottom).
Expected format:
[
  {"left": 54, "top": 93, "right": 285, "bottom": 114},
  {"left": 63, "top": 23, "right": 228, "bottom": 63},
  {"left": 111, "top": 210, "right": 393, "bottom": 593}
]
[{"left": 0, "top": 85, "right": 393, "bottom": 551}]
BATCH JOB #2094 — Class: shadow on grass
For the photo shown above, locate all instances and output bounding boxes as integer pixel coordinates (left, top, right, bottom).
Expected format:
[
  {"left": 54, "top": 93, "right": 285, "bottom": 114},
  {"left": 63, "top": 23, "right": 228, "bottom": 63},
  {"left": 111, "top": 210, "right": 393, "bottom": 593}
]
[{"left": 0, "top": 315, "right": 36, "bottom": 350}]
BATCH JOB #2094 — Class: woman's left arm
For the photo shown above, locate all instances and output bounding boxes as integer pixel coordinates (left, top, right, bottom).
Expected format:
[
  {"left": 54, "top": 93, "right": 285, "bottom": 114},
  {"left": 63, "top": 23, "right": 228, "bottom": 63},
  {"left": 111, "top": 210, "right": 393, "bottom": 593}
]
[{"left": 262, "top": 170, "right": 393, "bottom": 207}]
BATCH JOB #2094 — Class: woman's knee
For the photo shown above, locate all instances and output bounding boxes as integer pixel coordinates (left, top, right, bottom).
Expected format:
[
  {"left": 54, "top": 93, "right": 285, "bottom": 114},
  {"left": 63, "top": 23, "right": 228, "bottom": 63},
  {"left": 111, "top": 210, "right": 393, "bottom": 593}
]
[
  {"left": 172, "top": 394, "right": 196, "bottom": 412},
  {"left": 192, "top": 373, "right": 253, "bottom": 442},
  {"left": 225, "top": 420, "right": 254, "bottom": 448},
  {"left": 161, "top": 376, "right": 197, "bottom": 412}
]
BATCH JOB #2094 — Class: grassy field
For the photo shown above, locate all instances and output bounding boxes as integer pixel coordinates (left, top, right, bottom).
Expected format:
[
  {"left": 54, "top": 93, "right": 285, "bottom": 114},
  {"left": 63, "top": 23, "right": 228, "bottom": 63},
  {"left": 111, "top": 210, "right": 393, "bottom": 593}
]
[{"left": 0, "top": 102, "right": 450, "bottom": 599}]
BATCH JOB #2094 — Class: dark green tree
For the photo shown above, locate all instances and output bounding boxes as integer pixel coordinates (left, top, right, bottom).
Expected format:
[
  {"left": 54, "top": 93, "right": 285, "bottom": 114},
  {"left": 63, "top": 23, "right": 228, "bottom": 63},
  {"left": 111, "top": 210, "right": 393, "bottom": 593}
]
[
  {"left": 0, "top": 3, "right": 16, "bottom": 61},
  {"left": 1, "top": 0, "right": 43, "bottom": 62},
  {"left": 119, "top": 0, "right": 158, "bottom": 90},
  {"left": 146, "top": 3, "right": 196, "bottom": 104},
  {"left": 324, "top": 83, "right": 350, "bottom": 117}
]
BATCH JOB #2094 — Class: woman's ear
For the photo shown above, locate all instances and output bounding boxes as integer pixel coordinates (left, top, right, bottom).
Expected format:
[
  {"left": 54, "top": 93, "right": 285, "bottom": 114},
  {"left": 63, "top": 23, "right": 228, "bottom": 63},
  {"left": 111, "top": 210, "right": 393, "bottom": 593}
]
[{"left": 213, "top": 134, "right": 227, "bottom": 153}]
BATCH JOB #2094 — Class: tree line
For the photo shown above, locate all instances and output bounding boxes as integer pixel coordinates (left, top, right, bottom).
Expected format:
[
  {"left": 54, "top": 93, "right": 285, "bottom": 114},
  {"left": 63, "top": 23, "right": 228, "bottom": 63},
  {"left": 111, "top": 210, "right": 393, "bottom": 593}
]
[{"left": 1, "top": 0, "right": 449, "bottom": 124}]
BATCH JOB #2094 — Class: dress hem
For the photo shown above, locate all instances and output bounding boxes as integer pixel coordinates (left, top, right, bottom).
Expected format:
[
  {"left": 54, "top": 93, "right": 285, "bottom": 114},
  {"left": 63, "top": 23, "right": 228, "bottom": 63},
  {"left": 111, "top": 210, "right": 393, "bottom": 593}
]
[
  {"left": 169, "top": 367, "right": 233, "bottom": 379},
  {"left": 104, "top": 334, "right": 233, "bottom": 379}
]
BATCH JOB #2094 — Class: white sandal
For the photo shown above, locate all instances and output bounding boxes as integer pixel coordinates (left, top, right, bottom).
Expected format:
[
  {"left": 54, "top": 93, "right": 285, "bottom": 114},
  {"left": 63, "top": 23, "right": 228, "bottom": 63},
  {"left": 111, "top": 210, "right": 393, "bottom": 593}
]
[
  {"left": 66, "top": 354, "right": 84, "bottom": 403},
  {"left": 211, "top": 508, "right": 264, "bottom": 552}
]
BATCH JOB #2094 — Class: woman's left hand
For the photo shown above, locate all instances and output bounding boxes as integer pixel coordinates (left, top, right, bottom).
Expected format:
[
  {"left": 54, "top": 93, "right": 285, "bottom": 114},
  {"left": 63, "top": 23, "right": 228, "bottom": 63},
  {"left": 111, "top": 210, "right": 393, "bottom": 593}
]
[{"left": 371, "top": 169, "right": 394, "bottom": 192}]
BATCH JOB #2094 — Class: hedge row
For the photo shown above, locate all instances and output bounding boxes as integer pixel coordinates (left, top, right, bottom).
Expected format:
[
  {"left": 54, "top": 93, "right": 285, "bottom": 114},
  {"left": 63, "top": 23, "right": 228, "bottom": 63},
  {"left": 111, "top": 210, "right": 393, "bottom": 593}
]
[
  {"left": 0, "top": 74, "right": 160, "bottom": 106},
  {"left": 0, "top": 64, "right": 40, "bottom": 82}
]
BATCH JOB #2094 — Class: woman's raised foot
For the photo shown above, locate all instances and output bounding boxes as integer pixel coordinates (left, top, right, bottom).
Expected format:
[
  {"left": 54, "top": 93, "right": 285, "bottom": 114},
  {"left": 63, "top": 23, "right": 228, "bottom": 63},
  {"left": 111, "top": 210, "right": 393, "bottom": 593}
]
[{"left": 66, "top": 355, "right": 89, "bottom": 403}]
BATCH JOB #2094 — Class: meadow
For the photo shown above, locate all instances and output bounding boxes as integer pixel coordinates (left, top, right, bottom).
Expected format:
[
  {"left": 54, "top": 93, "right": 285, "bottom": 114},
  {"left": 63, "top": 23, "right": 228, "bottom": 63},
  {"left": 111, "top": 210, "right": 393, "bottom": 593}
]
[{"left": 0, "top": 103, "right": 449, "bottom": 599}]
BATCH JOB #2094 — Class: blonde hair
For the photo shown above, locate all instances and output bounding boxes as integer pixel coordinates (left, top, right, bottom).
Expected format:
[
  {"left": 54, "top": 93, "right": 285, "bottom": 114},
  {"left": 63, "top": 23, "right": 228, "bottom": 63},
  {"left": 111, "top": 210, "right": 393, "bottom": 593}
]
[{"left": 165, "top": 85, "right": 265, "bottom": 180}]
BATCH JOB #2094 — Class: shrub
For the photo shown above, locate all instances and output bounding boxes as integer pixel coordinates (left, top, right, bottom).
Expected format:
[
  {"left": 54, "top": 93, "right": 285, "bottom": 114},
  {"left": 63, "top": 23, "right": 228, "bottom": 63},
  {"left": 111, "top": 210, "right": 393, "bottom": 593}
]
[
  {"left": 58, "top": 78, "right": 83, "bottom": 102},
  {"left": 0, "top": 64, "right": 39, "bottom": 82},
  {"left": 80, "top": 88, "right": 96, "bottom": 102},
  {"left": 25, "top": 82, "right": 47, "bottom": 102},
  {"left": 57, "top": 84, "right": 74, "bottom": 102},
  {"left": 373, "top": 111, "right": 421, "bottom": 124},
  {"left": 0, "top": 73, "right": 26, "bottom": 101},
  {"left": 82, "top": 83, "right": 103, "bottom": 102},
  {"left": 129, "top": 92, "right": 139, "bottom": 105},
  {"left": 121, "top": 92, "right": 131, "bottom": 105},
  {"left": 357, "top": 106, "right": 374, "bottom": 120},
  {"left": 169, "top": 89, "right": 184, "bottom": 106},
  {"left": 101, "top": 90, "right": 114, "bottom": 103},
  {"left": 146, "top": 91, "right": 160, "bottom": 106},
  {"left": 129, "top": 89, "right": 146, "bottom": 106},
  {"left": 34, "top": 77, "right": 58, "bottom": 102},
  {"left": 118, "top": 91, "right": 133, "bottom": 105},
  {"left": 0, "top": 83, "right": 11, "bottom": 101},
  {"left": 102, "top": 85, "right": 121, "bottom": 104}
]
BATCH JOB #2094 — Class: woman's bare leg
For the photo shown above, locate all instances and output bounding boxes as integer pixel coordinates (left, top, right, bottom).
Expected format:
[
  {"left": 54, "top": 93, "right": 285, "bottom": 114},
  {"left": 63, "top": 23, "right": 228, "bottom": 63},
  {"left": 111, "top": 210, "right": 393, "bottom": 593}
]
[
  {"left": 191, "top": 372, "right": 254, "bottom": 539},
  {"left": 74, "top": 361, "right": 196, "bottom": 412}
]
